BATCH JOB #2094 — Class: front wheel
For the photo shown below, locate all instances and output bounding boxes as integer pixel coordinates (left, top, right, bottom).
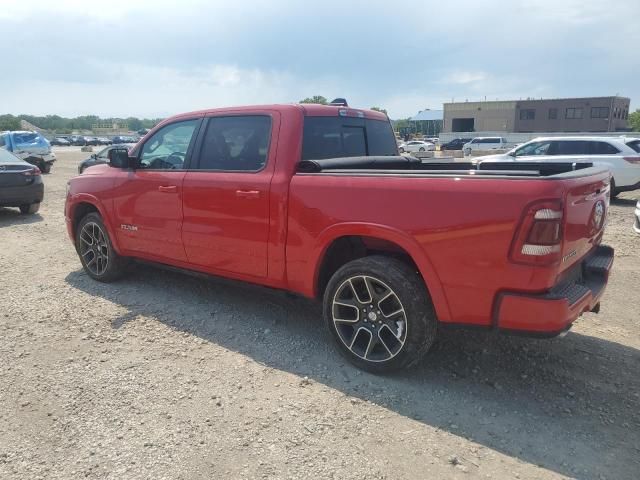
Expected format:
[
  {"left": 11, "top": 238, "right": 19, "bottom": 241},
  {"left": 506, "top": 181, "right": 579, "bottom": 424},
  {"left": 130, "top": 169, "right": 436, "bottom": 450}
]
[
  {"left": 323, "top": 256, "right": 438, "bottom": 373},
  {"left": 41, "top": 162, "right": 51, "bottom": 174},
  {"left": 76, "top": 212, "right": 129, "bottom": 282},
  {"left": 398, "top": 147, "right": 405, "bottom": 153},
  {"left": 419, "top": 147, "right": 426, "bottom": 152}
]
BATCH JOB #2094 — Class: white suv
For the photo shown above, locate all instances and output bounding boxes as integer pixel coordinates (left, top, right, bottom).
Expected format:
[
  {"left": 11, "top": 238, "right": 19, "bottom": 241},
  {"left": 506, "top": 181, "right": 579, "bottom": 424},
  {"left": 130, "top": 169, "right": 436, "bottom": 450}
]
[
  {"left": 462, "top": 137, "right": 509, "bottom": 155},
  {"left": 475, "top": 136, "right": 640, "bottom": 197}
]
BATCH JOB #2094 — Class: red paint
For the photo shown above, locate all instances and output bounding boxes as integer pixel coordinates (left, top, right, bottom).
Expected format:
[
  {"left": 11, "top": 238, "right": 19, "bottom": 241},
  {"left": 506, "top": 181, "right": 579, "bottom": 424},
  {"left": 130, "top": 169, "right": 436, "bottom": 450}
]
[{"left": 65, "top": 104, "right": 613, "bottom": 335}]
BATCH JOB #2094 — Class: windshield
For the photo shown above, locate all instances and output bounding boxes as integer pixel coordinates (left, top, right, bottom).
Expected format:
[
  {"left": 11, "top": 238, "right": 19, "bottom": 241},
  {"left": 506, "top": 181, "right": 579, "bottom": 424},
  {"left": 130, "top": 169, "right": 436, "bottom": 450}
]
[
  {"left": 12, "top": 132, "right": 49, "bottom": 149},
  {"left": 0, "top": 148, "right": 21, "bottom": 163}
]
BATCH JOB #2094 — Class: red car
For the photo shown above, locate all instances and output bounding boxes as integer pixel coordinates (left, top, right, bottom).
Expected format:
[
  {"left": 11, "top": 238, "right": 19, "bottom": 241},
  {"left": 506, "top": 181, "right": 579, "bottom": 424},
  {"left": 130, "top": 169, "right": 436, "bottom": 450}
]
[{"left": 65, "top": 103, "right": 613, "bottom": 372}]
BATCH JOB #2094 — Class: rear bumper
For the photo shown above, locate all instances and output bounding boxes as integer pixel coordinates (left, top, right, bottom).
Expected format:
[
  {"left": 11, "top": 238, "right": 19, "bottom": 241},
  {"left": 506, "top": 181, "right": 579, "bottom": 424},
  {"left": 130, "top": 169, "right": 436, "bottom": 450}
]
[
  {"left": 494, "top": 245, "right": 614, "bottom": 336},
  {"left": 0, "top": 182, "right": 44, "bottom": 207}
]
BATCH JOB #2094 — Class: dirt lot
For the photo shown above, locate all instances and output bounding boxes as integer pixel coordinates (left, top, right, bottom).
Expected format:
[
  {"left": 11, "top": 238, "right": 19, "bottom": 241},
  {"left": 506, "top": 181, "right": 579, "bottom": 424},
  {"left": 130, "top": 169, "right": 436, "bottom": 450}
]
[{"left": 1, "top": 147, "right": 638, "bottom": 480}]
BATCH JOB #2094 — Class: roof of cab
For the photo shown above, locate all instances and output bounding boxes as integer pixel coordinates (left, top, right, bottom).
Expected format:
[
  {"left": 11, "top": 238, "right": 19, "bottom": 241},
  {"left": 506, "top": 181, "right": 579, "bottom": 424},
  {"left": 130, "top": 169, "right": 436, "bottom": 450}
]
[{"left": 161, "top": 103, "right": 389, "bottom": 123}]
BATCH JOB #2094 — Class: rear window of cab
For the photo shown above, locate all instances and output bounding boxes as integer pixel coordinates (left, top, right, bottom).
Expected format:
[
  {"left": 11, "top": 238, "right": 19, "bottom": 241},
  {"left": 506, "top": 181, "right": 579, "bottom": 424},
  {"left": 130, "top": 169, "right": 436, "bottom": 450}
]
[{"left": 302, "top": 117, "right": 398, "bottom": 160}]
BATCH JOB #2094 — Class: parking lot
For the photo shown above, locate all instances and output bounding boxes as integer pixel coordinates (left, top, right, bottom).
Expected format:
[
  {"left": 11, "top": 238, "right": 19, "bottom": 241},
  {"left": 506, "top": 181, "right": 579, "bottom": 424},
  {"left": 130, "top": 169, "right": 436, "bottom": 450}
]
[{"left": 0, "top": 147, "right": 638, "bottom": 479}]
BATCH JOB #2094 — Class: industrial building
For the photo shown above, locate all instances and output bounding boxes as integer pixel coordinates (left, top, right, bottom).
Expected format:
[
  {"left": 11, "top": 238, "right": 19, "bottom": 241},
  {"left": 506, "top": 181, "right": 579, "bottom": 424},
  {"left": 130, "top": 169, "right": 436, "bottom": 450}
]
[{"left": 443, "top": 96, "right": 630, "bottom": 133}]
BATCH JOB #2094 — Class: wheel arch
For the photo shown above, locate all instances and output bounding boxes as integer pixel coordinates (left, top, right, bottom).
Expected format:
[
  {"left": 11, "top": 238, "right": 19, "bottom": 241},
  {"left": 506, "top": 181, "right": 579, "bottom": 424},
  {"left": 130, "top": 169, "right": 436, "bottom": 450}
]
[
  {"left": 68, "top": 195, "right": 122, "bottom": 254},
  {"left": 311, "top": 223, "right": 451, "bottom": 322}
]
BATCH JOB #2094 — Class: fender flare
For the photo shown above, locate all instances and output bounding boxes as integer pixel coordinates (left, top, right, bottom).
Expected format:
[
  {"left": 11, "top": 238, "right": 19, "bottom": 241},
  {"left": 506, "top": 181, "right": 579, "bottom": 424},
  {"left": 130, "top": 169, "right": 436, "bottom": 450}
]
[
  {"left": 310, "top": 222, "right": 452, "bottom": 322},
  {"left": 68, "top": 193, "right": 123, "bottom": 254}
]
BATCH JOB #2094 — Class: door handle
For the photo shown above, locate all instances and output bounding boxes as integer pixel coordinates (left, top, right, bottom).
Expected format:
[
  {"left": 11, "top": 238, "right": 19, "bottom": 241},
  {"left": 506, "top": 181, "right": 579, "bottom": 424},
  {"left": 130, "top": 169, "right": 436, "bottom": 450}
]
[
  {"left": 235, "top": 190, "right": 260, "bottom": 199},
  {"left": 158, "top": 185, "right": 178, "bottom": 193}
]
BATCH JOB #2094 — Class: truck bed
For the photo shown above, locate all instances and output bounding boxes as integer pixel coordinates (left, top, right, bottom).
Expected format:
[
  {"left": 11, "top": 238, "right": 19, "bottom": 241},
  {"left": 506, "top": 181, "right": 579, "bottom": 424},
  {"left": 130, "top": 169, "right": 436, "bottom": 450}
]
[{"left": 297, "top": 155, "right": 596, "bottom": 178}]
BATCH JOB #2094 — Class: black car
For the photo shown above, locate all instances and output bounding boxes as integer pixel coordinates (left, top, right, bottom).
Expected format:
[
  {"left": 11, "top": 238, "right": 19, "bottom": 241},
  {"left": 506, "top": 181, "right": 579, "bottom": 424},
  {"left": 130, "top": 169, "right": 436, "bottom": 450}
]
[
  {"left": 83, "top": 136, "right": 100, "bottom": 146},
  {"left": 50, "top": 136, "right": 71, "bottom": 146},
  {"left": 78, "top": 144, "right": 134, "bottom": 174},
  {"left": 441, "top": 138, "right": 472, "bottom": 150},
  {"left": 112, "top": 135, "right": 138, "bottom": 144},
  {"left": 69, "top": 135, "right": 86, "bottom": 146},
  {"left": 96, "top": 137, "right": 112, "bottom": 146},
  {"left": 0, "top": 148, "right": 43, "bottom": 214}
]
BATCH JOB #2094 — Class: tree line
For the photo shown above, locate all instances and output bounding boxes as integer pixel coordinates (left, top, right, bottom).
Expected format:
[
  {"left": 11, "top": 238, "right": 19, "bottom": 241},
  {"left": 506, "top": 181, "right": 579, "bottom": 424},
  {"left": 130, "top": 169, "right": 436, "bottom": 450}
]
[{"left": 0, "top": 114, "right": 162, "bottom": 133}]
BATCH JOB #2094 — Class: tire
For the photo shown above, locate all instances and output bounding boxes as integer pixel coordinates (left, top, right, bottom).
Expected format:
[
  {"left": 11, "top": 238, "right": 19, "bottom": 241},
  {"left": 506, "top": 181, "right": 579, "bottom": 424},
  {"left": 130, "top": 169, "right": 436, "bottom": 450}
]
[
  {"left": 398, "top": 147, "right": 405, "bottom": 153},
  {"left": 75, "top": 212, "right": 129, "bottom": 282},
  {"left": 19, "top": 203, "right": 40, "bottom": 215},
  {"left": 610, "top": 178, "right": 619, "bottom": 199},
  {"left": 41, "top": 162, "right": 51, "bottom": 174},
  {"left": 419, "top": 147, "right": 425, "bottom": 152},
  {"left": 323, "top": 256, "right": 438, "bottom": 373}
]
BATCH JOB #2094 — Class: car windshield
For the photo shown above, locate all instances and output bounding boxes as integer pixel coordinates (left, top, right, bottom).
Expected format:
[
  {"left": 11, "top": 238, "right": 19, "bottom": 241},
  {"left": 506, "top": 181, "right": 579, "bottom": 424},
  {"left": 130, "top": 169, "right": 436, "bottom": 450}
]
[{"left": 0, "top": 148, "right": 20, "bottom": 163}]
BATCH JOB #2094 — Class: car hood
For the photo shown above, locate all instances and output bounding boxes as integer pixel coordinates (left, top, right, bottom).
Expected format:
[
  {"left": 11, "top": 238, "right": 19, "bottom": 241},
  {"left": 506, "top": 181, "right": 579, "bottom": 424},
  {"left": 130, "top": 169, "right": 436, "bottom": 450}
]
[{"left": 81, "top": 163, "right": 111, "bottom": 174}]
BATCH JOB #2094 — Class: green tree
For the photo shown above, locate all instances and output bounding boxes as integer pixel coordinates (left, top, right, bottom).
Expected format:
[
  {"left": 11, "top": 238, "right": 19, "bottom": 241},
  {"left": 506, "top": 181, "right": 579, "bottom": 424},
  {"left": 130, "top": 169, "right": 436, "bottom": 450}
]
[
  {"left": 300, "top": 96, "right": 328, "bottom": 105},
  {"left": 0, "top": 114, "right": 21, "bottom": 130},
  {"left": 629, "top": 109, "right": 640, "bottom": 131},
  {"left": 370, "top": 106, "right": 388, "bottom": 115}
]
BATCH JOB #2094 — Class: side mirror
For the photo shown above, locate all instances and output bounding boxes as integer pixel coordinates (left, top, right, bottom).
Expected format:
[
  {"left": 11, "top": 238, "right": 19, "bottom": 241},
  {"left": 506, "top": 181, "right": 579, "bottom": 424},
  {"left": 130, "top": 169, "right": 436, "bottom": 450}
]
[{"left": 108, "top": 148, "right": 134, "bottom": 169}]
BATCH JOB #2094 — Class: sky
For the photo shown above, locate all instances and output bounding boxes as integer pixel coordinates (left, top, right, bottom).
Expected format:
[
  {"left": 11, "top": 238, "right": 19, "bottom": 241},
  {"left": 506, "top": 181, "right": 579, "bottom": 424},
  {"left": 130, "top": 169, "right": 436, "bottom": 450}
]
[{"left": 0, "top": 0, "right": 638, "bottom": 119}]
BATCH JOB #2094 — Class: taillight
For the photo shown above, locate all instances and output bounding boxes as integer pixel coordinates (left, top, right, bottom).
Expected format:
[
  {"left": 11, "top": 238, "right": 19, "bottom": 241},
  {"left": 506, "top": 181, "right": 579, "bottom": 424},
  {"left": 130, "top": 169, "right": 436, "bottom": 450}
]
[
  {"left": 510, "top": 200, "right": 563, "bottom": 265},
  {"left": 623, "top": 156, "right": 640, "bottom": 165},
  {"left": 21, "top": 167, "right": 41, "bottom": 176}
]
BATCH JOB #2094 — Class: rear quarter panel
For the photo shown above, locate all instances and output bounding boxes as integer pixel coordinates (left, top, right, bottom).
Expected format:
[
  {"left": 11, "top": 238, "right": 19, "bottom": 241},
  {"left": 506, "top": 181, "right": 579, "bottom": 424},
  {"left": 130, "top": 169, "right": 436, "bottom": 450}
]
[{"left": 287, "top": 173, "right": 575, "bottom": 326}]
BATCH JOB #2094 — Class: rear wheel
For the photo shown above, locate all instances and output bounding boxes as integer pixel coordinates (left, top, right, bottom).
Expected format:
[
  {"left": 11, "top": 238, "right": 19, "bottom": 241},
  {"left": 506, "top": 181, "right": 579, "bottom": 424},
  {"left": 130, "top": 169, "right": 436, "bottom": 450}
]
[
  {"left": 419, "top": 147, "right": 426, "bottom": 152},
  {"left": 610, "top": 178, "right": 619, "bottom": 199},
  {"left": 76, "top": 212, "right": 129, "bottom": 282},
  {"left": 19, "top": 203, "right": 40, "bottom": 215},
  {"left": 398, "top": 147, "right": 405, "bottom": 153},
  {"left": 323, "top": 256, "right": 437, "bottom": 373}
]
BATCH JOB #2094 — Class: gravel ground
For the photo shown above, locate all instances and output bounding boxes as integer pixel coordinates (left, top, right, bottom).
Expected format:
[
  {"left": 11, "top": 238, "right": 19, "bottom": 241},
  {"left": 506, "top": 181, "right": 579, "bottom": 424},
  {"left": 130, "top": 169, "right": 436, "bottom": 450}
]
[{"left": 0, "top": 147, "right": 638, "bottom": 480}]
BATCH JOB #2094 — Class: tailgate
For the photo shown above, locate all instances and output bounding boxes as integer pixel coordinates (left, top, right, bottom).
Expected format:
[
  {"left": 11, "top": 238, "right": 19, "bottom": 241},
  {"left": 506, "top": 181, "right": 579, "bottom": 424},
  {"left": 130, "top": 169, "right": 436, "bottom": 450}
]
[{"left": 560, "top": 169, "right": 610, "bottom": 273}]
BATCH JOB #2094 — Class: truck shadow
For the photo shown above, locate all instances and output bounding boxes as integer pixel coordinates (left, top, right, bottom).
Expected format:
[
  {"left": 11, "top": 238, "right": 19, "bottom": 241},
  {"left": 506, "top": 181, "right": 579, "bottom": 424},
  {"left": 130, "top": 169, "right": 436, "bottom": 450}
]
[
  {"left": 65, "top": 265, "right": 640, "bottom": 480},
  {"left": 0, "top": 207, "right": 43, "bottom": 226}
]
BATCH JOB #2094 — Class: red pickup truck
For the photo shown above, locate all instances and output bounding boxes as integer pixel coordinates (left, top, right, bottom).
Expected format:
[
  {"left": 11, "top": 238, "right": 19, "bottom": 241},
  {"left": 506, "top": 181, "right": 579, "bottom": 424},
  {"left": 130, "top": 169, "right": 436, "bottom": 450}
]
[{"left": 65, "top": 104, "right": 614, "bottom": 372}]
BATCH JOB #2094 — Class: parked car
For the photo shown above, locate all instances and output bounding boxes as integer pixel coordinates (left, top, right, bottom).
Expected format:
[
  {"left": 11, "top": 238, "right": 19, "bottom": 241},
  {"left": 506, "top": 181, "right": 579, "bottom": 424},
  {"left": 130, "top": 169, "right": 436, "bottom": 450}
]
[
  {"left": 65, "top": 103, "right": 613, "bottom": 372},
  {"left": 82, "top": 136, "right": 100, "bottom": 146},
  {"left": 634, "top": 200, "right": 640, "bottom": 234},
  {"left": 440, "top": 138, "right": 472, "bottom": 151},
  {"left": 0, "top": 131, "right": 56, "bottom": 173},
  {"left": 50, "top": 136, "right": 71, "bottom": 146},
  {"left": 475, "top": 137, "right": 640, "bottom": 197},
  {"left": 95, "top": 137, "right": 112, "bottom": 146},
  {"left": 0, "top": 147, "right": 43, "bottom": 214},
  {"left": 398, "top": 140, "right": 435, "bottom": 153},
  {"left": 463, "top": 137, "right": 510, "bottom": 155},
  {"left": 112, "top": 135, "right": 137, "bottom": 144},
  {"left": 67, "top": 135, "right": 86, "bottom": 146},
  {"left": 78, "top": 144, "right": 135, "bottom": 174},
  {"left": 422, "top": 136, "right": 439, "bottom": 145}
]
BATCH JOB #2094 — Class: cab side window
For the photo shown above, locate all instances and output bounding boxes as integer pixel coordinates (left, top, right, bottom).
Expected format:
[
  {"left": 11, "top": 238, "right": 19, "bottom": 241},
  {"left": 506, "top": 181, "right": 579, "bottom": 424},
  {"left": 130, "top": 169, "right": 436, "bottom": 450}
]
[
  {"left": 139, "top": 119, "right": 199, "bottom": 170},
  {"left": 195, "top": 116, "right": 271, "bottom": 171}
]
